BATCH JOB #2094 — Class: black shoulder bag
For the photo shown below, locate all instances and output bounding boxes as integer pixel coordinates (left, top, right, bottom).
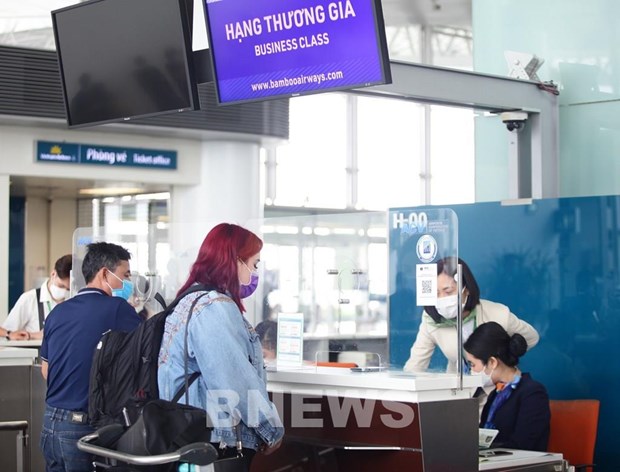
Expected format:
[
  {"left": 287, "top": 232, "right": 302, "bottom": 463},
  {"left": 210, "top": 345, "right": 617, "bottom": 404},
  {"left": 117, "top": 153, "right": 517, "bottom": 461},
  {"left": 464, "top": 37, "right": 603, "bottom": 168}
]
[{"left": 115, "top": 293, "right": 213, "bottom": 469}]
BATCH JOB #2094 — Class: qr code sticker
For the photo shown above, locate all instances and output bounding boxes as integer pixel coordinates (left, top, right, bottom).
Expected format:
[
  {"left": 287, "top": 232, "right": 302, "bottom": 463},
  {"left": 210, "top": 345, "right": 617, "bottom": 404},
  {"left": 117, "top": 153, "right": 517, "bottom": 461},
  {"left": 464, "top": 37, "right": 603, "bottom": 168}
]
[{"left": 421, "top": 279, "right": 432, "bottom": 294}]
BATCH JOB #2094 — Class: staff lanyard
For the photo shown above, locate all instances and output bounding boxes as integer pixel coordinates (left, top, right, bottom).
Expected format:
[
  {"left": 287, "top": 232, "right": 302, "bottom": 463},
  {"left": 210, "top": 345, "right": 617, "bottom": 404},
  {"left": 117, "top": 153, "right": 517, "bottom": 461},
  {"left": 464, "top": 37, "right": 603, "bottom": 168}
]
[{"left": 461, "top": 315, "right": 477, "bottom": 374}]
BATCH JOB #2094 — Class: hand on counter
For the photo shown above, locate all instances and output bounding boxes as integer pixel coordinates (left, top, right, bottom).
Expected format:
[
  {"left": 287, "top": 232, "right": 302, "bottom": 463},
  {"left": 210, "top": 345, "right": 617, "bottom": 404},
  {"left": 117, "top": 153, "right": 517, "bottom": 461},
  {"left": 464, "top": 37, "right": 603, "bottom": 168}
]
[
  {"left": 8, "top": 330, "right": 30, "bottom": 341},
  {"left": 25, "top": 330, "right": 43, "bottom": 340}
]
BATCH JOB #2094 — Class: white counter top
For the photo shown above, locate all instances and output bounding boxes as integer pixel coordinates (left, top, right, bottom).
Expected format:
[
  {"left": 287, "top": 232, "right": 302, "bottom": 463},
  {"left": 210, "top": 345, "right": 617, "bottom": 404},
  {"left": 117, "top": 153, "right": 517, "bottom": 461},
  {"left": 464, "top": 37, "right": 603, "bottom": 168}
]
[
  {"left": 302, "top": 333, "right": 387, "bottom": 341},
  {"left": 0, "top": 339, "right": 42, "bottom": 348},
  {"left": 0, "top": 347, "right": 38, "bottom": 366},
  {"left": 267, "top": 367, "right": 482, "bottom": 403}
]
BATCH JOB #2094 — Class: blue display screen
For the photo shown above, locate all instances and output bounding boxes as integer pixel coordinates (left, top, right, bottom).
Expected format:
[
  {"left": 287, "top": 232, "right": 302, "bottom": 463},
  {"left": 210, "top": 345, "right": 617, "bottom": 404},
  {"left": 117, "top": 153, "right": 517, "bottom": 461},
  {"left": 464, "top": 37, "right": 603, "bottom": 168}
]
[{"left": 203, "top": 0, "right": 392, "bottom": 104}]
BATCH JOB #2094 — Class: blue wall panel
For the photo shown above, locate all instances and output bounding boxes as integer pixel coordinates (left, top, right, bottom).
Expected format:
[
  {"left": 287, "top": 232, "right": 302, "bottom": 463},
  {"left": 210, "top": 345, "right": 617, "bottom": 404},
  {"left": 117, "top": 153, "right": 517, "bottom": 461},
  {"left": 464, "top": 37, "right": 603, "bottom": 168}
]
[
  {"left": 389, "top": 195, "right": 620, "bottom": 470},
  {"left": 9, "top": 196, "right": 25, "bottom": 309}
]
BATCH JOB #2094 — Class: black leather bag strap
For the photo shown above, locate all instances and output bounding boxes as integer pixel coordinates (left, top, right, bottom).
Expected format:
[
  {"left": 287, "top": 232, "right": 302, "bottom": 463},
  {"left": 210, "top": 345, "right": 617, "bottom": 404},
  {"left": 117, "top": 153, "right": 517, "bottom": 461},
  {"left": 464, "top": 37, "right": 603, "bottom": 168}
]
[
  {"left": 171, "top": 372, "right": 200, "bottom": 403},
  {"left": 153, "top": 292, "right": 167, "bottom": 310},
  {"left": 36, "top": 288, "right": 44, "bottom": 330}
]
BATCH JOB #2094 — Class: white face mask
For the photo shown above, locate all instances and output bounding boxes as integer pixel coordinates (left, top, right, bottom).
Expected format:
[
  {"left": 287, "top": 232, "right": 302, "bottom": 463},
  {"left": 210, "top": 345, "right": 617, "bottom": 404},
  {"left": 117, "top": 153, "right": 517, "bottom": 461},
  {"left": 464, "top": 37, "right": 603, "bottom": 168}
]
[
  {"left": 435, "top": 292, "right": 468, "bottom": 319},
  {"left": 49, "top": 283, "right": 68, "bottom": 300},
  {"left": 436, "top": 294, "right": 458, "bottom": 319},
  {"left": 472, "top": 363, "right": 495, "bottom": 388}
]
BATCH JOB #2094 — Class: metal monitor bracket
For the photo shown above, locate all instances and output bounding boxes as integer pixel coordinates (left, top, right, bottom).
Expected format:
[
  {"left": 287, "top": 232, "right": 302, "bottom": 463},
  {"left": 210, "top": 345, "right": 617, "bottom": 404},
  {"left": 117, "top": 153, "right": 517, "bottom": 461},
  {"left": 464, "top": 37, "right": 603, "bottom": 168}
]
[{"left": 353, "top": 61, "right": 559, "bottom": 199}]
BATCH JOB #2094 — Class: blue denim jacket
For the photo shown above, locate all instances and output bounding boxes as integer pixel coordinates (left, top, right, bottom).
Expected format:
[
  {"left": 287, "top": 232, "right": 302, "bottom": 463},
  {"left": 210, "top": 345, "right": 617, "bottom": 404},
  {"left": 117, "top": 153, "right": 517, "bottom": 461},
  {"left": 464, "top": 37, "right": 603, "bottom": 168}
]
[{"left": 158, "top": 290, "right": 284, "bottom": 450}]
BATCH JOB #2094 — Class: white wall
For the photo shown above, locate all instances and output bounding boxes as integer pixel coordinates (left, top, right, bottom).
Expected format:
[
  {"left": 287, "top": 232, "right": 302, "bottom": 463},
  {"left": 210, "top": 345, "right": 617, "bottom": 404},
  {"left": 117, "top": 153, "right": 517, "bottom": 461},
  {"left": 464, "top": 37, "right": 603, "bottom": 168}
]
[
  {"left": 20, "top": 197, "right": 76, "bottom": 293},
  {"left": 24, "top": 197, "right": 49, "bottom": 291},
  {"left": 49, "top": 198, "right": 76, "bottom": 270},
  {"left": 168, "top": 140, "right": 264, "bottom": 323}
]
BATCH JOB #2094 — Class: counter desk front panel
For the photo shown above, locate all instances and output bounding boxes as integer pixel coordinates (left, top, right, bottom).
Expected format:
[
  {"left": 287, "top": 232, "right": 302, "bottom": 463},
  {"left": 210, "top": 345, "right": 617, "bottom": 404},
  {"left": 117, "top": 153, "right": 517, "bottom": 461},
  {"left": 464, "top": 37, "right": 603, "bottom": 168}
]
[
  {"left": 0, "top": 348, "right": 43, "bottom": 472},
  {"left": 254, "top": 369, "right": 479, "bottom": 472}
]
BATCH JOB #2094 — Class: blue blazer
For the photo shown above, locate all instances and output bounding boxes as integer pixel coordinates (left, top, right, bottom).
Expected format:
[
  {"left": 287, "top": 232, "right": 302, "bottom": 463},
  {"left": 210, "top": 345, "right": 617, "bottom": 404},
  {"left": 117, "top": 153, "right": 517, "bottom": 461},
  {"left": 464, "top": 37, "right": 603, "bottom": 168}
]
[{"left": 480, "top": 372, "right": 550, "bottom": 451}]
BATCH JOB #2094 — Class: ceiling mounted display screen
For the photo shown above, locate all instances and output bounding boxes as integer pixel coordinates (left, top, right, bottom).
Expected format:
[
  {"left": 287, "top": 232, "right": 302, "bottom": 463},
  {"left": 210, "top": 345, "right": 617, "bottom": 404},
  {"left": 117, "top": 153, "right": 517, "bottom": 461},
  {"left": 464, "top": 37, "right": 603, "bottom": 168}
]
[
  {"left": 203, "top": 0, "right": 392, "bottom": 105},
  {"left": 52, "top": 0, "right": 198, "bottom": 128}
]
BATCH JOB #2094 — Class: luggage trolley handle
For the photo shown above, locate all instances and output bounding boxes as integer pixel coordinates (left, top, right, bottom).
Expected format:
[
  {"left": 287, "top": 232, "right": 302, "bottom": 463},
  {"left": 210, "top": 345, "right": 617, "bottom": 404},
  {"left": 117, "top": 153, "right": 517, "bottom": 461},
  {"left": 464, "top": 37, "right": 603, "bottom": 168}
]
[
  {"left": 78, "top": 431, "right": 219, "bottom": 466},
  {"left": 0, "top": 420, "right": 29, "bottom": 472}
]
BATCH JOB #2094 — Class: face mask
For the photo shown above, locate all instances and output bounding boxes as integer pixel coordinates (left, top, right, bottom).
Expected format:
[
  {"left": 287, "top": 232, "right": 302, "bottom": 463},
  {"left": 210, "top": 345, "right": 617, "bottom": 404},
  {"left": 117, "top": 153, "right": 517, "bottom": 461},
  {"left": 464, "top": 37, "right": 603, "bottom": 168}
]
[
  {"left": 472, "top": 363, "right": 496, "bottom": 388},
  {"left": 239, "top": 261, "right": 259, "bottom": 299},
  {"left": 436, "top": 294, "right": 458, "bottom": 319},
  {"left": 49, "top": 283, "right": 68, "bottom": 300},
  {"left": 435, "top": 291, "right": 468, "bottom": 319},
  {"left": 107, "top": 271, "right": 134, "bottom": 300}
]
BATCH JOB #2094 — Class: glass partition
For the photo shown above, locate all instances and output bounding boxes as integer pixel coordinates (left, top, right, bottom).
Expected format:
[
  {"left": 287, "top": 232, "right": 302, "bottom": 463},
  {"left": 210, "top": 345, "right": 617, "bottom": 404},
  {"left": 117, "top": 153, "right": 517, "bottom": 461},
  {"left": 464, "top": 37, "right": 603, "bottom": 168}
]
[
  {"left": 71, "top": 221, "right": 222, "bottom": 317},
  {"left": 73, "top": 208, "right": 463, "bottom": 375},
  {"left": 250, "top": 211, "right": 389, "bottom": 367},
  {"left": 388, "top": 208, "right": 461, "bottom": 375},
  {"left": 73, "top": 213, "right": 391, "bottom": 367}
]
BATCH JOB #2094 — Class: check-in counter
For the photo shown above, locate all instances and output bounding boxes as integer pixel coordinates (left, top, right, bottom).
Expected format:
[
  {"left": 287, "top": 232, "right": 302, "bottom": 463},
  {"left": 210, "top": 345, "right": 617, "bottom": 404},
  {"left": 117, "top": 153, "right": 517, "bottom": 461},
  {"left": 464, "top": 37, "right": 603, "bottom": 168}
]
[
  {"left": 0, "top": 340, "right": 43, "bottom": 358},
  {"left": 252, "top": 367, "right": 481, "bottom": 472},
  {"left": 0, "top": 345, "right": 38, "bottom": 365},
  {"left": 0, "top": 346, "right": 46, "bottom": 472},
  {"left": 0, "top": 340, "right": 43, "bottom": 349}
]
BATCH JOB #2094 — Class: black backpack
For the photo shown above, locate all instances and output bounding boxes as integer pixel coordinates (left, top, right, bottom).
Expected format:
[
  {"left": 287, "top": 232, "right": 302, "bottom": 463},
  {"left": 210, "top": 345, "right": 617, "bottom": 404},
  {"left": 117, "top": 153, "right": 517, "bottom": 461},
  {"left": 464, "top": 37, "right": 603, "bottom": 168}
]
[{"left": 88, "top": 284, "right": 213, "bottom": 428}]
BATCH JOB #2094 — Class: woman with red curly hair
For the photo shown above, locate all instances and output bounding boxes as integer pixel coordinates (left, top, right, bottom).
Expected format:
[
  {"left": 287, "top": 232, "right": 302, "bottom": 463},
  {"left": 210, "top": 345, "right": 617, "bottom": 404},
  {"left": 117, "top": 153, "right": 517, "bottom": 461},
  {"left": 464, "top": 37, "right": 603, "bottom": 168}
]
[{"left": 158, "top": 223, "right": 283, "bottom": 468}]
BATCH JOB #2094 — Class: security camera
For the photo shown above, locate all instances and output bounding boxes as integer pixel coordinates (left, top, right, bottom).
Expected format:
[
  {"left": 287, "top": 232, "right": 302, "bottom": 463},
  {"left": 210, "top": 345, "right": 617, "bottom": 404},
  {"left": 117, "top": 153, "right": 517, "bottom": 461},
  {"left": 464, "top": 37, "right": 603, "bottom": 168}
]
[{"left": 500, "top": 111, "right": 528, "bottom": 132}]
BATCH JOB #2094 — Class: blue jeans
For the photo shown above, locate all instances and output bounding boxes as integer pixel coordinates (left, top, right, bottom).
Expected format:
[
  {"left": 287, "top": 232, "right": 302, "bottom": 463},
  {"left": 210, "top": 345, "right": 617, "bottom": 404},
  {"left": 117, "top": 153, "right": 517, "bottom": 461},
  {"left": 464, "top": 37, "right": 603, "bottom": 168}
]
[{"left": 40, "top": 405, "right": 95, "bottom": 472}]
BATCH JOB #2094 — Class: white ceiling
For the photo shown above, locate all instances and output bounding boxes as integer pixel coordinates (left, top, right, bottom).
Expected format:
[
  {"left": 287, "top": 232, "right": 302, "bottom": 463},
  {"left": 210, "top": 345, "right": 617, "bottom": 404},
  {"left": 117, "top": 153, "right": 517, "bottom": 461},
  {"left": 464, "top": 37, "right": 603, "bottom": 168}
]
[
  {"left": 383, "top": 0, "right": 471, "bottom": 27},
  {"left": 0, "top": 0, "right": 82, "bottom": 49},
  {"left": 0, "top": 0, "right": 472, "bottom": 49},
  {"left": 0, "top": 0, "right": 75, "bottom": 23}
]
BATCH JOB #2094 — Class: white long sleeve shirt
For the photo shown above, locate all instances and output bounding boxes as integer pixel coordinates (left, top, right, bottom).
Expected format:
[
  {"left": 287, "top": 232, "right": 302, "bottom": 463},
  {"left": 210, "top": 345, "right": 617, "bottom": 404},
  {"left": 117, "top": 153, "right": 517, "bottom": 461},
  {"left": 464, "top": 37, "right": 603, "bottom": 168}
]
[
  {"left": 404, "top": 299, "right": 540, "bottom": 373},
  {"left": 2, "top": 279, "right": 59, "bottom": 332}
]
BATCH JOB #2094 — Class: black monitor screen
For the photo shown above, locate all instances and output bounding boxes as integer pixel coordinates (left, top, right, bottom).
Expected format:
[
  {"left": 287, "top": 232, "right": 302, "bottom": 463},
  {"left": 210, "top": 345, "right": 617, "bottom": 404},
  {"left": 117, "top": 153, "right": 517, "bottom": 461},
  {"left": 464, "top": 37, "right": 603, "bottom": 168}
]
[{"left": 53, "top": 0, "right": 198, "bottom": 128}]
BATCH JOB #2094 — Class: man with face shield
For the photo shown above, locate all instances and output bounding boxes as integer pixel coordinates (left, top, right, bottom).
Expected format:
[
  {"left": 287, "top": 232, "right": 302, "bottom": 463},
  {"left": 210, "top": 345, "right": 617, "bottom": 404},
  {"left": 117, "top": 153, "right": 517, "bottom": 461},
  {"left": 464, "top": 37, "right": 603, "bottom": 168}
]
[
  {"left": 1, "top": 254, "right": 72, "bottom": 341},
  {"left": 403, "top": 257, "right": 540, "bottom": 414}
]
